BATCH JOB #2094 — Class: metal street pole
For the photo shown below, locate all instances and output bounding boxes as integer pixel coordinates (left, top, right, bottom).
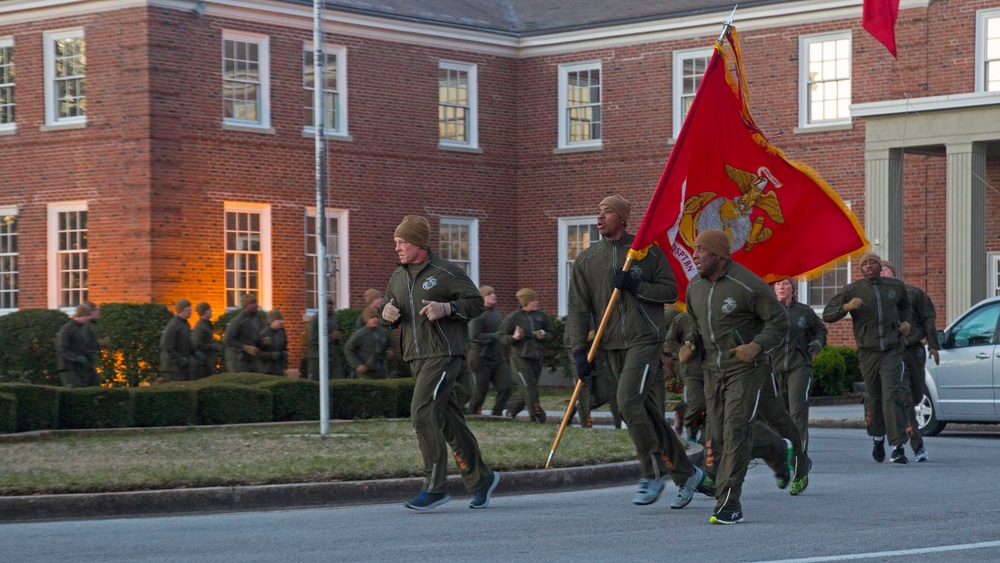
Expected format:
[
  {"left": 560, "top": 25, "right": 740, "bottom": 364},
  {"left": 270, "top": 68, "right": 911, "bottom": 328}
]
[{"left": 313, "top": 0, "right": 330, "bottom": 435}]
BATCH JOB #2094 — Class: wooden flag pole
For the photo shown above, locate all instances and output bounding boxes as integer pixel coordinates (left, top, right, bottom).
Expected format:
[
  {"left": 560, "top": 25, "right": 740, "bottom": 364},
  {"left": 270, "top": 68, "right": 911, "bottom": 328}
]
[{"left": 545, "top": 257, "right": 633, "bottom": 469}]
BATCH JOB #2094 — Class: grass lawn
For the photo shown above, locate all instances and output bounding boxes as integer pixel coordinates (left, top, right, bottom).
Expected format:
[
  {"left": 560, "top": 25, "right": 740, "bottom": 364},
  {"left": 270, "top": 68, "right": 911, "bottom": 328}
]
[{"left": 0, "top": 418, "right": 637, "bottom": 497}]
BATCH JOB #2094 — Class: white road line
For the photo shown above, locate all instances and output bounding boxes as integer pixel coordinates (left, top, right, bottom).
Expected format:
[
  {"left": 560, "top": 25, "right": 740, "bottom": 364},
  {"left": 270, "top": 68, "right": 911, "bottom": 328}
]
[{"left": 753, "top": 540, "right": 1000, "bottom": 562}]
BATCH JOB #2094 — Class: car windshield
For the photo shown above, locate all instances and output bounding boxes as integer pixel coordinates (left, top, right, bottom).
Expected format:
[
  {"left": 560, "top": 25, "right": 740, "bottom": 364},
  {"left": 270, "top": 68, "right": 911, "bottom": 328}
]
[{"left": 949, "top": 303, "right": 1000, "bottom": 348}]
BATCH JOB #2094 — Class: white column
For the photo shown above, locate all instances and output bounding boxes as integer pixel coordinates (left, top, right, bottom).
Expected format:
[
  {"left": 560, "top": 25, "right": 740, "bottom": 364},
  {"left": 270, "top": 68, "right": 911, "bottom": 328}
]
[
  {"left": 945, "top": 142, "right": 987, "bottom": 324},
  {"left": 864, "top": 148, "right": 903, "bottom": 268}
]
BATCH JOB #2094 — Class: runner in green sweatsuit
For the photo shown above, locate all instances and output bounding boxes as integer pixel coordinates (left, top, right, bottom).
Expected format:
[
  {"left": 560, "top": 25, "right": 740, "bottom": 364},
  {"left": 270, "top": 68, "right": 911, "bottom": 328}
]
[
  {"left": 498, "top": 288, "right": 553, "bottom": 423},
  {"left": 467, "top": 286, "right": 513, "bottom": 415}
]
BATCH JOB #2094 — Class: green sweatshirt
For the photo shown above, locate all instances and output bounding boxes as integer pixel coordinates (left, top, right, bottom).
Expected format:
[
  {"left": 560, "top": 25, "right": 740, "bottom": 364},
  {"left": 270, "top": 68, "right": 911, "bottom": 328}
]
[{"left": 823, "top": 277, "right": 912, "bottom": 352}]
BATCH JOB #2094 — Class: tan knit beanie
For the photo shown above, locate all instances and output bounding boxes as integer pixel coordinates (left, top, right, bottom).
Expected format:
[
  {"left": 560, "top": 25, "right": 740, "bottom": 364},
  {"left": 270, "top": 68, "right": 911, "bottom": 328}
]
[
  {"left": 362, "top": 307, "right": 379, "bottom": 322},
  {"left": 239, "top": 293, "right": 258, "bottom": 308},
  {"left": 879, "top": 259, "right": 896, "bottom": 276},
  {"left": 858, "top": 252, "right": 882, "bottom": 269},
  {"left": 600, "top": 195, "right": 632, "bottom": 225},
  {"left": 175, "top": 298, "right": 192, "bottom": 314},
  {"left": 694, "top": 229, "right": 732, "bottom": 258},
  {"left": 363, "top": 288, "right": 381, "bottom": 306},
  {"left": 74, "top": 303, "right": 93, "bottom": 318},
  {"left": 516, "top": 288, "right": 537, "bottom": 307},
  {"left": 394, "top": 215, "right": 431, "bottom": 249},
  {"left": 195, "top": 302, "right": 211, "bottom": 316},
  {"left": 479, "top": 285, "right": 494, "bottom": 298},
  {"left": 266, "top": 309, "right": 283, "bottom": 323}
]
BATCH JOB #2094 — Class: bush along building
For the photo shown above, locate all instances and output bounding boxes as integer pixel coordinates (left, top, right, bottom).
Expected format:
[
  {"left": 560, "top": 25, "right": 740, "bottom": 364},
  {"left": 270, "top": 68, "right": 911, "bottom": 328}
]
[{"left": 0, "top": 0, "right": 999, "bottom": 375}]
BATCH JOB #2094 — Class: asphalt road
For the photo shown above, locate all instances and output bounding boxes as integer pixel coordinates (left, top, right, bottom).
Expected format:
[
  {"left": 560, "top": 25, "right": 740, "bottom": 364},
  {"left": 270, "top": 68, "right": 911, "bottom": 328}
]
[{"left": 3, "top": 427, "right": 1000, "bottom": 562}]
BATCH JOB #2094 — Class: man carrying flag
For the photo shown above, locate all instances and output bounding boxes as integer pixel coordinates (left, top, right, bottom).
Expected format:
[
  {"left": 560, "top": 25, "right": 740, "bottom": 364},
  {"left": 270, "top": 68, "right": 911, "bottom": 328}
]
[{"left": 567, "top": 195, "right": 711, "bottom": 509}]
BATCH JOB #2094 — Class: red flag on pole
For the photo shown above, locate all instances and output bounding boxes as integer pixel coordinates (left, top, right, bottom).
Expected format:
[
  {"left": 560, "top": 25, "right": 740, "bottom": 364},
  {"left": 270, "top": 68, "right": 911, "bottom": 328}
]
[
  {"left": 628, "top": 27, "right": 869, "bottom": 304},
  {"left": 863, "top": 0, "right": 900, "bottom": 57}
]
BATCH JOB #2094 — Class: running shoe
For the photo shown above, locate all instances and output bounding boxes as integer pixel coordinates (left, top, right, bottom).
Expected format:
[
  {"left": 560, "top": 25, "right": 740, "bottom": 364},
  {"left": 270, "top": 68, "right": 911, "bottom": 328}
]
[
  {"left": 891, "top": 444, "right": 908, "bottom": 464},
  {"left": 710, "top": 510, "right": 744, "bottom": 525},
  {"left": 671, "top": 466, "right": 703, "bottom": 509},
  {"left": 696, "top": 472, "right": 717, "bottom": 497},
  {"left": 775, "top": 438, "right": 793, "bottom": 489},
  {"left": 469, "top": 471, "right": 500, "bottom": 509},
  {"left": 404, "top": 491, "right": 450, "bottom": 511},
  {"left": 914, "top": 447, "right": 928, "bottom": 462},
  {"left": 790, "top": 475, "right": 809, "bottom": 495},
  {"left": 632, "top": 477, "right": 665, "bottom": 505},
  {"left": 872, "top": 438, "right": 886, "bottom": 463}
]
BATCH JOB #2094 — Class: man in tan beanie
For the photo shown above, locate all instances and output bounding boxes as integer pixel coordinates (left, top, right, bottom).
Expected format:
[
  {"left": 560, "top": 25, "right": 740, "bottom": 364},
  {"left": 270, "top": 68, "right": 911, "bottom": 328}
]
[
  {"left": 684, "top": 228, "right": 790, "bottom": 524},
  {"left": 382, "top": 215, "right": 498, "bottom": 511},
  {"left": 567, "top": 195, "right": 710, "bottom": 511},
  {"left": 307, "top": 297, "right": 344, "bottom": 380},
  {"left": 468, "top": 285, "right": 513, "bottom": 416},
  {"left": 191, "top": 302, "right": 218, "bottom": 379},
  {"left": 224, "top": 293, "right": 262, "bottom": 373},
  {"left": 498, "top": 288, "right": 554, "bottom": 423},
  {"left": 345, "top": 307, "right": 395, "bottom": 379},
  {"left": 356, "top": 288, "right": 386, "bottom": 329},
  {"left": 257, "top": 309, "right": 289, "bottom": 376},
  {"left": 825, "top": 252, "right": 913, "bottom": 464},
  {"left": 160, "top": 299, "right": 194, "bottom": 382},
  {"left": 56, "top": 302, "right": 98, "bottom": 387}
]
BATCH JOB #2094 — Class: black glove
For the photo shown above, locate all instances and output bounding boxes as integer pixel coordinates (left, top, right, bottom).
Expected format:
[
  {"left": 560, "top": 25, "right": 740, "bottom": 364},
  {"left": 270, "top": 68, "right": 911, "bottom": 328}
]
[
  {"left": 613, "top": 270, "right": 640, "bottom": 293},
  {"left": 573, "top": 348, "right": 595, "bottom": 382}
]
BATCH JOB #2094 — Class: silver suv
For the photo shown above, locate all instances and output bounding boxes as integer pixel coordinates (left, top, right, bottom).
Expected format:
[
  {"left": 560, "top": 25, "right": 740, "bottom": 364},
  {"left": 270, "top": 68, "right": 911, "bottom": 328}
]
[{"left": 918, "top": 296, "right": 1000, "bottom": 436}]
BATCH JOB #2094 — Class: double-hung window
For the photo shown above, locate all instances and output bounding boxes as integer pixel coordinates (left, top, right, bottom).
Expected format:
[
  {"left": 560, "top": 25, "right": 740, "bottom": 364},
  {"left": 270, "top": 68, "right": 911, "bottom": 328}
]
[
  {"left": 0, "top": 207, "right": 16, "bottom": 313},
  {"left": 222, "top": 31, "right": 270, "bottom": 129},
  {"left": 0, "top": 38, "right": 14, "bottom": 132},
  {"left": 224, "top": 203, "right": 271, "bottom": 309},
  {"left": 976, "top": 9, "right": 1000, "bottom": 92},
  {"left": 43, "top": 29, "right": 86, "bottom": 127},
  {"left": 557, "top": 217, "right": 600, "bottom": 316},
  {"left": 303, "top": 45, "right": 348, "bottom": 137},
  {"left": 305, "top": 209, "right": 349, "bottom": 311},
  {"left": 438, "top": 61, "right": 478, "bottom": 149},
  {"left": 672, "top": 48, "right": 712, "bottom": 140},
  {"left": 558, "top": 61, "right": 602, "bottom": 149},
  {"left": 798, "top": 31, "right": 851, "bottom": 128},
  {"left": 47, "top": 202, "right": 87, "bottom": 310},
  {"left": 439, "top": 217, "right": 478, "bottom": 286}
]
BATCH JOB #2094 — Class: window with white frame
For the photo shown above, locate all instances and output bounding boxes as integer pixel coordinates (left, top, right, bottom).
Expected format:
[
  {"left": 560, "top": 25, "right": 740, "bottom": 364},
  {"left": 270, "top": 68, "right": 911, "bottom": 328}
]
[
  {"left": 557, "top": 217, "right": 600, "bottom": 316},
  {"left": 438, "top": 61, "right": 478, "bottom": 148},
  {"left": 672, "top": 48, "right": 712, "bottom": 140},
  {"left": 989, "top": 252, "right": 1000, "bottom": 297},
  {"left": 0, "top": 207, "right": 16, "bottom": 313},
  {"left": 224, "top": 203, "right": 271, "bottom": 309},
  {"left": 47, "top": 202, "right": 87, "bottom": 310},
  {"left": 976, "top": 9, "right": 1000, "bottom": 92},
  {"left": 305, "top": 209, "right": 349, "bottom": 311},
  {"left": 303, "top": 45, "right": 347, "bottom": 136},
  {"left": 439, "top": 217, "right": 478, "bottom": 286},
  {"left": 800, "top": 261, "right": 850, "bottom": 309},
  {"left": 222, "top": 31, "right": 270, "bottom": 128},
  {"left": 799, "top": 31, "right": 851, "bottom": 127},
  {"left": 0, "top": 38, "right": 14, "bottom": 130},
  {"left": 558, "top": 61, "right": 602, "bottom": 149},
  {"left": 43, "top": 29, "right": 86, "bottom": 126}
]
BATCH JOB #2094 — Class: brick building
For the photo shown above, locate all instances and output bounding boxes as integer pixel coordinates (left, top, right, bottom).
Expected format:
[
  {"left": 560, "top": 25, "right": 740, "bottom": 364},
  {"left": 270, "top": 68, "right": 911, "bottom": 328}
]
[{"left": 1, "top": 0, "right": 998, "bottom": 361}]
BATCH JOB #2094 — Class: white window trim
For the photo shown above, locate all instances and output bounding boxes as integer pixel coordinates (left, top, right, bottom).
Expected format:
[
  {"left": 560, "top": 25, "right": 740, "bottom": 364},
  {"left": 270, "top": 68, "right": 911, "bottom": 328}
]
[
  {"left": 975, "top": 8, "right": 1000, "bottom": 93},
  {"left": 988, "top": 252, "right": 1000, "bottom": 297},
  {"left": 439, "top": 216, "right": 479, "bottom": 287},
  {"left": 224, "top": 202, "right": 272, "bottom": 310},
  {"left": 558, "top": 60, "right": 602, "bottom": 150},
  {"left": 305, "top": 207, "right": 350, "bottom": 312},
  {"left": 798, "top": 30, "right": 852, "bottom": 129},
  {"left": 222, "top": 30, "right": 270, "bottom": 130},
  {"left": 46, "top": 201, "right": 86, "bottom": 312},
  {"left": 43, "top": 28, "right": 85, "bottom": 128},
  {"left": 302, "top": 43, "right": 348, "bottom": 138},
  {"left": 557, "top": 216, "right": 598, "bottom": 317},
  {"left": 0, "top": 37, "right": 14, "bottom": 133},
  {"left": 672, "top": 47, "right": 713, "bottom": 141},
  {"left": 438, "top": 60, "right": 478, "bottom": 150},
  {"left": 0, "top": 205, "right": 16, "bottom": 315}
]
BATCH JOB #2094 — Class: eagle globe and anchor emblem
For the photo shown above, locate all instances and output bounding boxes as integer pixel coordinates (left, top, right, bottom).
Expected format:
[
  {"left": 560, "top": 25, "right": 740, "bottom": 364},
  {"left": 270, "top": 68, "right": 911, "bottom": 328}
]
[{"left": 679, "top": 163, "right": 786, "bottom": 253}]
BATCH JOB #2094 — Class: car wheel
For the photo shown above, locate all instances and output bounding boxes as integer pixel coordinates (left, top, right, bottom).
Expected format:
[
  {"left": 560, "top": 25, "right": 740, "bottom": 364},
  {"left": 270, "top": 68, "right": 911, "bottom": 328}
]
[{"left": 916, "top": 393, "right": 946, "bottom": 437}]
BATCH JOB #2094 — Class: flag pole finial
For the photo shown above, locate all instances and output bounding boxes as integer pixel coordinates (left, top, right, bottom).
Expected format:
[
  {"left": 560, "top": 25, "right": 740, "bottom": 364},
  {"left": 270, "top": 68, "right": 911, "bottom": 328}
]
[{"left": 717, "top": 4, "right": 738, "bottom": 45}]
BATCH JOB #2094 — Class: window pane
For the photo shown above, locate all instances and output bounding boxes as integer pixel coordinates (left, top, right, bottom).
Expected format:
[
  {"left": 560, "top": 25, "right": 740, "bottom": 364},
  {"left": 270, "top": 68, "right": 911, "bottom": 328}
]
[{"left": 805, "top": 37, "right": 850, "bottom": 123}]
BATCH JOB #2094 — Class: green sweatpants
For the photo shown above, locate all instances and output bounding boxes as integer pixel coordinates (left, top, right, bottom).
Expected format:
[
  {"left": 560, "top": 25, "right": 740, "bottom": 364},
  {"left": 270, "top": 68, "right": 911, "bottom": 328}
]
[
  {"left": 608, "top": 342, "right": 693, "bottom": 485},
  {"left": 703, "top": 362, "right": 765, "bottom": 514},
  {"left": 410, "top": 355, "right": 492, "bottom": 494},
  {"left": 901, "top": 344, "right": 928, "bottom": 452},
  {"left": 468, "top": 357, "right": 513, "bottom": 416},
  {"left": 507, "top": 355, "right": 545, "bottom": 422},
  {"left": 758, "top": 371, "right": 810, "bottom": 480},
  {"left": 680, "top": 361, "right": 706, "bottom": 437},
  {"left": 859, "top": 348, "right": 908, "bottom": 446},
  {"left": 774, "top": 364, "right": 812, "bottom": 452}
]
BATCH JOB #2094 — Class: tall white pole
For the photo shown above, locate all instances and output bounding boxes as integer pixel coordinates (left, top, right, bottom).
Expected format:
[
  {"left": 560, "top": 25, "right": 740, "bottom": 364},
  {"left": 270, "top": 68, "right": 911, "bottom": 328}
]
[{"left": 313, "top": 0, "right": 330, "bottom": 435}]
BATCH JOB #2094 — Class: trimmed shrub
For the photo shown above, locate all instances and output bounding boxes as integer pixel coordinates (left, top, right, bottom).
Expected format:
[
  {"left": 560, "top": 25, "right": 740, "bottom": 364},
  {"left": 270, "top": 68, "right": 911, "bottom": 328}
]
[
  {"left": 258, "top": 378, "right": 320, "bottom": 421},
  {"left": 196, "top": 384, "right": 272, "bottom": 425},
  {"left": 331, "top": 379, "right": 397, "bottom": 419},
  {"left": 813, "top": 347, "right": 848, "bottom": 396},
  {"left": 0, "top": 392, "right": 16, "bottom": 434},
  {"left": 130, "top": 387, "right": 198, "bottom": 427},
  {"left": 391, "top": 377, "right": 415, "bottom": 418},
  {"left": 542, "top": 316, "right": 569, "bottom": 375},
  {"left": 830, "top": 346, "right": 862, "bottom": 385},
  {"left": 96, "top": 303, "right": 174, "bottom": 387},
  {"left": 191, "top": 372, "right": 277, "bottom": 388},
  {"left": 0, "top": 308, "right": 69, "bottom": 386},
  {"left": 59, "top": 387, "right": 134, "bottom": 429},
  {"left": 0, "top": 383, "right": 61, "bottom": 432}
]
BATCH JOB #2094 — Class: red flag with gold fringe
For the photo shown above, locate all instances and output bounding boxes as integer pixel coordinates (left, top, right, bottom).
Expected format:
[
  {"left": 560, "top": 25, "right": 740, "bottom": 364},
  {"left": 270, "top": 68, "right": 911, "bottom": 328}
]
[{"left": 628, "top": 27, "right": 869, "bottom": 304}]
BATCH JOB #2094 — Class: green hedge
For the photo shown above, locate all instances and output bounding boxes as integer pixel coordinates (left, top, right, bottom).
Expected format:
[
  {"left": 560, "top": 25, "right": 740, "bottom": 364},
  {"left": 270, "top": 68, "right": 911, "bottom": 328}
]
[
  {"left": 0, "top": 392, "right": 16, "bottom": 434},
  {"left": 813, "top": 346, "right": 850, "bottom": 396},
  {"left": 331, "top": 379, "right": 397, "bottom": 419},
  {"left": 0, "top": 309, "right": 69, "bottom": 386},
  {"left": 391, "top": 377, "right": 415, "bottom": 418},
  {"left": 0, "top": 383, "right": 61, "bottom": 432},
  {"left": 196, "top": 384, "right": 272, "bottom": 425},
  {"left": 59, "top": 387, "right": 133, "bottom": 429},
  {"left": 830, "top": 346, "right": 862, "bottom": 385},
  {"left": 258, "top": 378, "right": 320, "bottom": 421},
  {"left": 131, "top": 387, "right": 198, "bottom": 427},
  {"left": 93, "top": 303, "right": 174, "bottom": 387}
]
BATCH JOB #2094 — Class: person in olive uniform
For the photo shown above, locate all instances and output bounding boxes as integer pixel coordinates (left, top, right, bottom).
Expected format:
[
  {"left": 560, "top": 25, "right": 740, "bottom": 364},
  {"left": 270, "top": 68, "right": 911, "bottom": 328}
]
[
  {"left": 565, "top": 326, "right": 622, "bottom": 429},
  {"left": 257, "top": 309, "right": 289, "bottom": 376},
  {"left": 880, "top": 260, "right": 938, "bottom": 462},
  {"left": 307, "top": 298, "right": 344, "bottom": 380},
  {"left": 345, "top": 307, "right": 395, "bottom": 379},
  {"left": 771, "top": 278, "right": 827, "bottom": 456},
  {"left": 56, "top": 303, "right": 99, "bottom": 388},
  {"left": 824, "top": 253, "right": 913, "bottom": 464},
  {"left": 190, "top": 302, "right": 218, "bottom": 379},
  {"left": 567, "top": 195, "right": 708, "bottom": 510},
  {"left": 355, "top": 288, "right": 385, "bottom": 329},
  {"left": 380, "top": 215, "right": 498, "bottom": 511},
  {"left": 498, "top": 288, "right": 553, "bottom": 423},
  {"left": 224, "top": 293, "right": 263, "bottom": 373},
  {"left": 684, "top": 229, "right": 790, "bottom": 525},
  {"left": 160, "top": 298, "right": 195, "bottom": 382},
  {"left": 665, "top": 306, "right": 705, "bottom": 443},
  {"left": 467, "top": 286, "right": 513, "bottom": 415}
]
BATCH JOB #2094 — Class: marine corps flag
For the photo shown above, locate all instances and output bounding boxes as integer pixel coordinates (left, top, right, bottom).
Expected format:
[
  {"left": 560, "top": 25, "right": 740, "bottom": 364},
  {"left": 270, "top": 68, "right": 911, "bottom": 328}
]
[{"left": 628, "top": 27, "right": 869, "bottom": 303}]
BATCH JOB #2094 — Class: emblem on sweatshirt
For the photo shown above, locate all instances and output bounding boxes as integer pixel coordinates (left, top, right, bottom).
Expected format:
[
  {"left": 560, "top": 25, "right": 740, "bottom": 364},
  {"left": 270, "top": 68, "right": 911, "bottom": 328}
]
[
  {"left": 797, "top": 316, "right": 807, "bottom": 328},
  {"left": 887, "top": 289, "right": 896, "bottom": 300},
  {"left": 721, "top": 297, "right": 737, "bottom": 315},
  {"left": 422, "top": 277, "right": 438, "bottom": 291}
]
